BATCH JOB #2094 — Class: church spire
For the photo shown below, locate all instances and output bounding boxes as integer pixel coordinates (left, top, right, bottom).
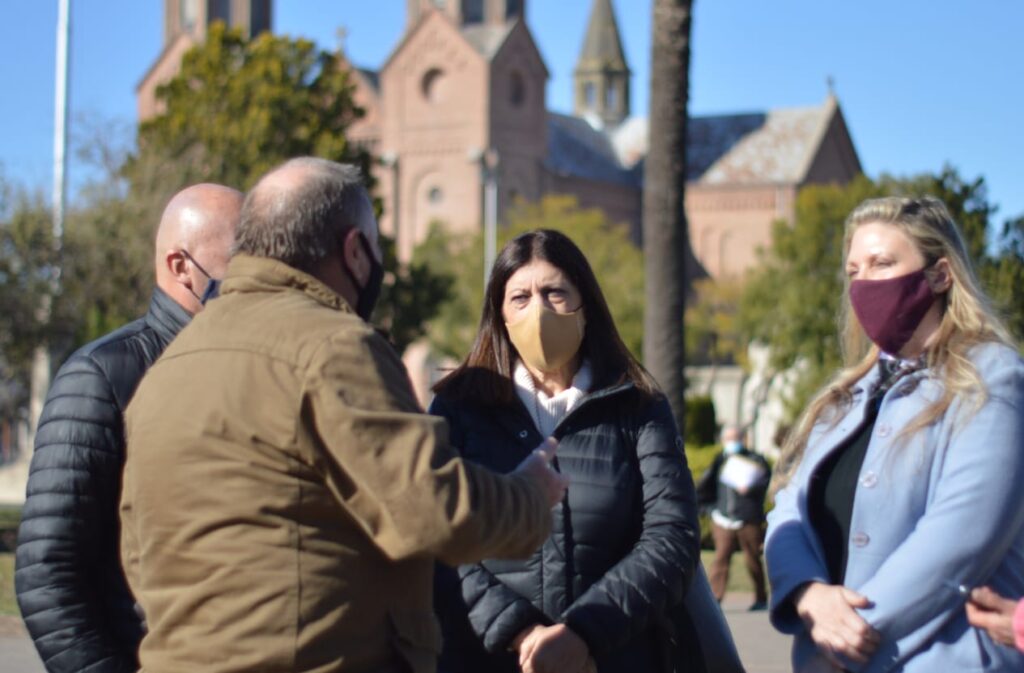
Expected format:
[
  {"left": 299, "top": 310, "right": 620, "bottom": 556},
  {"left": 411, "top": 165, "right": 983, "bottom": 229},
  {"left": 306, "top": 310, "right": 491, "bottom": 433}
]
[{"left": 573, "top": 0, "right": 630, "bottom": 127}]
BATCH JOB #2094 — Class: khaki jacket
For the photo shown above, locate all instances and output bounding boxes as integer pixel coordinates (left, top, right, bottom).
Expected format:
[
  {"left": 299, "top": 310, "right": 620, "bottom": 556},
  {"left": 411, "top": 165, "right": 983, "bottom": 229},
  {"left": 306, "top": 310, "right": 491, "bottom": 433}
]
[{"left": 120, "top": 255, "right": 551, "bottom": 673}]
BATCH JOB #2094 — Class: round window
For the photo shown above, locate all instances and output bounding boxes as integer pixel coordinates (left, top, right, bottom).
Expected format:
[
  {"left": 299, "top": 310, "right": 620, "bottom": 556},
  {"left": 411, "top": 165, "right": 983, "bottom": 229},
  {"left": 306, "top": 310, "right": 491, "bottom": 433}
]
[{"left": 428, "top": 187, "right": 443, "bottom": 204}]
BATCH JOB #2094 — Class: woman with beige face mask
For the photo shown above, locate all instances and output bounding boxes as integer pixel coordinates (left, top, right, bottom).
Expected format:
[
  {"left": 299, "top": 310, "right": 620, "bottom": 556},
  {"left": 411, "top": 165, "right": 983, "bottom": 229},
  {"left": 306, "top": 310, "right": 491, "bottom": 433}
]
[{"left": 430, "top": 230, "right": 739, "bottom": 673}]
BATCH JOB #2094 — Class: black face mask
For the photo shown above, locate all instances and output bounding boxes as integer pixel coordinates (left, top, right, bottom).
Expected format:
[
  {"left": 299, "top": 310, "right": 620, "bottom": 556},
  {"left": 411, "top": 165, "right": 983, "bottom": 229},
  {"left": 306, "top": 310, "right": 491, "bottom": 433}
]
[
  {"left": 342, "top": 233, "right": 384, "bottom": 322},
  {"left": 181, "top": 250, "right": 220, "bottom": 307}
]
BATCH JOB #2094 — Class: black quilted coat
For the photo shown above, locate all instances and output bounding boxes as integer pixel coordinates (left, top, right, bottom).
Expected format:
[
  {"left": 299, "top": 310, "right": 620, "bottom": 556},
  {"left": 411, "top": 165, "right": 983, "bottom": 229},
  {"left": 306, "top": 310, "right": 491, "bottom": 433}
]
[
  {"left": 430, "top": 381, "right": 702, "bottom": 673},
  {"left": 15, "top": 288, "right": 191, "bottom": 673}
]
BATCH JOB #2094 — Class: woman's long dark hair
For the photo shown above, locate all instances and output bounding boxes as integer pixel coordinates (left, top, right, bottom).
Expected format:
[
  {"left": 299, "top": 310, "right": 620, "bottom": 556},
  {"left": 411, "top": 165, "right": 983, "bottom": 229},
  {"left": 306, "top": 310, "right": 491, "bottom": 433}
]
[{"left": 433, "top": 229, "right": 658, "bottom": 405}]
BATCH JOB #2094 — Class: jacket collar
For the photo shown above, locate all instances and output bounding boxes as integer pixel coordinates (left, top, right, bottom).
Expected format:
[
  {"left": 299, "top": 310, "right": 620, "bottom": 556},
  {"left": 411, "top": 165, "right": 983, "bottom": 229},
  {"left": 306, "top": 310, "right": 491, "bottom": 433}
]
[
  {"left": 490, "top": 377, "right": 638, "bottom": 447},
  {"left": 144, "top": 285, "right": 193, "bottom": 346},
  {"left": 851, "top": 357, "right": 931, "bottom": 399},
  {"left": 220, "top": 254, "right": 355, "bottom": 315}
]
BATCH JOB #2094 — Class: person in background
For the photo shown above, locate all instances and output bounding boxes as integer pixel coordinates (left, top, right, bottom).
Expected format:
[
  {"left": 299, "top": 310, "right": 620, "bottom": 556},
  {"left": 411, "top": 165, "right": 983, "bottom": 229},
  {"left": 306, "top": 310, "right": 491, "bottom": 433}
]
[
  {"left": 119, "top": 158, "right": 566, "bottom": 673},
  {"left": 765, "top": 196, "right": 1024, "bottom": 672},
  {"left": 697, "top": 424, "right": 770, "bottom": 610},
  {"left": 431, "top": 229, "right": 706, "bottom": 673},
  {"left": 16, "top": 183, "right": 242, "bottom": 673}
]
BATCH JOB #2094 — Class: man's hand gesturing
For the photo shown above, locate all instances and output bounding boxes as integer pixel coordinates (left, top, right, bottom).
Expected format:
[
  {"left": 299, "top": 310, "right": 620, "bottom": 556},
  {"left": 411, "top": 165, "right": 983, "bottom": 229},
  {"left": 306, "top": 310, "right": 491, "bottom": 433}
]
[{"left": 513, "top": 437, "right": 569, "bottom": 507}]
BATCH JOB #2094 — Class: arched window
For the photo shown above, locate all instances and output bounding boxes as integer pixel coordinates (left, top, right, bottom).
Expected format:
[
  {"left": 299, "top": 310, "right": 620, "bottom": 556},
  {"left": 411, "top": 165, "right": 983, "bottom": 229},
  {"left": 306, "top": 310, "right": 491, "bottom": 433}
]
[
  {"left": 510, "top": 71, "right": 526, "bottom": 107},
  {"left": 428, "top": 187, "right": 444, "bottom": 204},
  {"left": 421, "top": 68, "right": 445, "bottom": 103},
  {"left": 584, "top": 82, "right": 596, "bottom": 109},
  {"left": 605, "top": 84, "right": 618, "bottom": 111}
]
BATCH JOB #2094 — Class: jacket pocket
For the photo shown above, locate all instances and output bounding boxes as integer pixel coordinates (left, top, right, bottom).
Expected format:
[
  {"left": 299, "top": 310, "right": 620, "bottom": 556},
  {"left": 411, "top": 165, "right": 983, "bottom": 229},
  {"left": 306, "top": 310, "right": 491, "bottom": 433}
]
[{"left": 388, "top": 607, "right": 443, "bottom": 673}]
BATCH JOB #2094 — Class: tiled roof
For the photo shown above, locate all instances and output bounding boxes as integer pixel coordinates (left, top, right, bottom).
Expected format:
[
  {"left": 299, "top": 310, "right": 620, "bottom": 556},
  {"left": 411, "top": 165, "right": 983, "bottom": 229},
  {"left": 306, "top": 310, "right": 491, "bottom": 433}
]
[
  {"left": 355, "top": 67, "right": 379, "bottom": 93},
  {"left": 598, "top": 98, "right": 837, "bottom": 185},
  {"left": 545, "top": 113, "right": 640, "bottom": 187},
  {"left": 700, "top": 104, "right": 832, "bottom": 185}
]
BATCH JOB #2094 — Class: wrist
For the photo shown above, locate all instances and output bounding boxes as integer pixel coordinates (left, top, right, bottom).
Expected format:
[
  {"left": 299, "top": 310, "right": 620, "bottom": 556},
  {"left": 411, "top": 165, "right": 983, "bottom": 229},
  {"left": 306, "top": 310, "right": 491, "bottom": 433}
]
[
  {"left": 511, "top": 623, "right": 543, "bottom": 652},
  {"left": 792, "top": 581, "right": 820, "bottom": 616}
]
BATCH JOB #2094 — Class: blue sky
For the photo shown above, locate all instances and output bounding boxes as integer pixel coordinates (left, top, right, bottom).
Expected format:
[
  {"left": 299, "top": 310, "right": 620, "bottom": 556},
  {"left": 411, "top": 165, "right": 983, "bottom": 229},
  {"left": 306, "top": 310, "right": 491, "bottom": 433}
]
[{"left": 1, "top": 1, "right": 1021, "bottom": 227}]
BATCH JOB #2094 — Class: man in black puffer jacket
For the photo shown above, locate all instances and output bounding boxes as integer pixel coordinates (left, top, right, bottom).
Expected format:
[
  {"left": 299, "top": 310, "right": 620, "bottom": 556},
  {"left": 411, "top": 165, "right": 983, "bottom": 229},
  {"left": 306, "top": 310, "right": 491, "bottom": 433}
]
[{"left": 15, "top": 183, "right": 241, "bottom": 673}]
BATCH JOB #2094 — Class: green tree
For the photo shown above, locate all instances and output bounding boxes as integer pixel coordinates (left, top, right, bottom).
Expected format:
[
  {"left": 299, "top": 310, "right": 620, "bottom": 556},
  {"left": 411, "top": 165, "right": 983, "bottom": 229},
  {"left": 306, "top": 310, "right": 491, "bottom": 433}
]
[
  {"left": 375, "top": 235, "right": 454, "bottom": 353},
  {"left": 0, "top": 177, "right": 141, "bottom": 415},
  {"left": 685, "top": 277, "right": 746, "bottom": 367},
  {"left": 981, "top": 214, "right": 1024, "bottom": 340},
  {"left": 133, "top": 22, "right": 369, "bottom": 192},
  {"left": 416, "top": 195, "right": 645, "bottom": 362}
]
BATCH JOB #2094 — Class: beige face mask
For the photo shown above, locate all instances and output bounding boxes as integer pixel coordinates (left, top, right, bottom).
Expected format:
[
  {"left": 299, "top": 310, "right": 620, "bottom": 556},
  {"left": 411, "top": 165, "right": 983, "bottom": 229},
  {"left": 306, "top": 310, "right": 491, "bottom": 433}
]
[{"left": 506, "top": 299, "right": 586, "bottom": 373}]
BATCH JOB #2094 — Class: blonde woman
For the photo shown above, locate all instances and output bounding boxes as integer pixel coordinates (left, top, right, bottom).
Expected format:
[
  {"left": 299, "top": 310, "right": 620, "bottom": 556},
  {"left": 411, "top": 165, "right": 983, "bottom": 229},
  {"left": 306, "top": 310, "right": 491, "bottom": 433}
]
[{"left": 765, "top": 196, "right": 1024, "bottom": 672}]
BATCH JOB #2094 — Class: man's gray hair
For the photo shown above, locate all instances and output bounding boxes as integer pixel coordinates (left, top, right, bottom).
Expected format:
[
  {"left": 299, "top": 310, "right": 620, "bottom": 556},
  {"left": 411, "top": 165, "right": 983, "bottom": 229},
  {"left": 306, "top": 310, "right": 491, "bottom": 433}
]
[{"left": 234, "top": 157, "right": 373, "bottom": 274}]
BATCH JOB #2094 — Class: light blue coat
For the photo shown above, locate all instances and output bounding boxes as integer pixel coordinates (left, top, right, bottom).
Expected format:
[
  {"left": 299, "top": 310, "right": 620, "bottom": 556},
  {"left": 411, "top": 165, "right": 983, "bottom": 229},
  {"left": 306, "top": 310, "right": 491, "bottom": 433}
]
[{"left": 766, "top": 342, "right": 1024, "bottom": 672}]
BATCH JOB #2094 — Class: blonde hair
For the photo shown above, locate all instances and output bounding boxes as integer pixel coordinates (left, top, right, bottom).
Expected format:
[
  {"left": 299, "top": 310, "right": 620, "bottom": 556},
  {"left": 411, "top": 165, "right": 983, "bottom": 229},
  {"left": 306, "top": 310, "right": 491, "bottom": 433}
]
[{"left": 772, "top": 196, "right": 1016, "bottom": 492}]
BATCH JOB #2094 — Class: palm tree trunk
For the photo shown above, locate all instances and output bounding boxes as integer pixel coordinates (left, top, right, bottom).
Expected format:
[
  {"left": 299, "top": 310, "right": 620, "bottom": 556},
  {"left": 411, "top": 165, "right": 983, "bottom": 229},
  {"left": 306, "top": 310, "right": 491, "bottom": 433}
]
[{"left": 643, "top": 0, "right": 694, "bottom": 428}]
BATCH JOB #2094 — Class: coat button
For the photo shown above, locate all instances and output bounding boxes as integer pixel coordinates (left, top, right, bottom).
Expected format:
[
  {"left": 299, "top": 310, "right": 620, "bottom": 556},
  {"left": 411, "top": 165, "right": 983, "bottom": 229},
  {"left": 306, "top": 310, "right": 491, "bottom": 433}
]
[
  {"left": 861, "top": 471, "right": 878, "bottom": 488},
  {"left": 876, "top": 424, "right": 892, "bottom": 438},
  {"left": 852, "top": 532, "right": 870, "bottom": 547},
  {"left": 518, "top": 430, "right": 529, "bottom": 439}
]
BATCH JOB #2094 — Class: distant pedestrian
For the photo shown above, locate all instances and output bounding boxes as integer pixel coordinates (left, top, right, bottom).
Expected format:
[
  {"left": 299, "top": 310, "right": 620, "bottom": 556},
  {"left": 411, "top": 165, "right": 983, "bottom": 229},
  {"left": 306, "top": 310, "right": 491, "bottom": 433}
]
[
  {"left": 16, "top": 183, "right": 242, "bottom": 673},
  {"left": 765, "top": 196, "right": 1024, "bottom": 672},
  {"left": 696, "top": 424, "right": 770, "bottom": 609}
]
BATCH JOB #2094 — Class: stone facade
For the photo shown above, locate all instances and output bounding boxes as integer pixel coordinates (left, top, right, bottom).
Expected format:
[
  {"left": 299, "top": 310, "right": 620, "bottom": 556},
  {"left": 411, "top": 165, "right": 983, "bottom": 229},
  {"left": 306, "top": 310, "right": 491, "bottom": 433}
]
[
  {"left": 134, "top": 0, "right": 865, "bottom": 449},
  {"left": 138, "top": 0, "right": 862, "bottom": 278}
]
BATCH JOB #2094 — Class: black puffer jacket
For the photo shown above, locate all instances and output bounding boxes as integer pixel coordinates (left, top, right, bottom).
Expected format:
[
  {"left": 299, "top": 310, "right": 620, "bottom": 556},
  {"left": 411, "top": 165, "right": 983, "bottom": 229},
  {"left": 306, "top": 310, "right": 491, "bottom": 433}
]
[
  {"left": 430, "top": 381, "right": 701, "bottom": 673},
  {"left": 16, "top": 288, "right": 191, "bottom": 673}
]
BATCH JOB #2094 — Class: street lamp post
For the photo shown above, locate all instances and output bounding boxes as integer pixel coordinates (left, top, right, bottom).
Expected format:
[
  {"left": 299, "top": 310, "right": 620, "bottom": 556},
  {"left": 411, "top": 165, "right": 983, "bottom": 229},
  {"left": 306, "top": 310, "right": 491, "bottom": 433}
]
[
  {"left": 380, "top": 152, "right": 400, "bottom": 259},
  {"left": 469, "top": 148, "right": 500, "bottom": 289}
]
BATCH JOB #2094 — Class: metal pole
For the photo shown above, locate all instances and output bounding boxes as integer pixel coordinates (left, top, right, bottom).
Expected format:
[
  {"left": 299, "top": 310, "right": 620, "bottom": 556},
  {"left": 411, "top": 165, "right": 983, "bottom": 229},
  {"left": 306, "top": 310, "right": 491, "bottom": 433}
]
[
  {"left": 391, "top": 158, "right": 401, "bottom": 261},
  {"left": 28, "top": 0, "right": 71, "bottom": 452},
  {"left": 53, "top": 0, "right": 70, "bottom": 256},
  {"left": 482, "top": 150, "right": 499, "bottom": 289}
]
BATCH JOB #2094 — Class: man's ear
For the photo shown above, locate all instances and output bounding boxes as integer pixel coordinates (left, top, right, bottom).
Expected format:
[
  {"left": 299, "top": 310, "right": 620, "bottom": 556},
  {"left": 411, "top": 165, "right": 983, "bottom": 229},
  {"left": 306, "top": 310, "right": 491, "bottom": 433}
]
[
  {"left": 165, "top": 249, "right": 191, "bottom": 286},
  {"left": 928, "top": 258, "right": 953, "bottom": 293},
  {"left": 341, "top": 228, "right": 367, "bottom": 284}
]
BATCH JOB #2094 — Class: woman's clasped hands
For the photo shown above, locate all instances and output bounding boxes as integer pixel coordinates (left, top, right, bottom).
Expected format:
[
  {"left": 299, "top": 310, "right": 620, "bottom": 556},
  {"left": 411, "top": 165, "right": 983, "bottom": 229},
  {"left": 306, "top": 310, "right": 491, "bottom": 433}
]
[
  {"left": 513, "top": 623, "right": 596, "bottom": 673},
  {"left": 794, "top": 582, "right": 881, "bottom": 668}
]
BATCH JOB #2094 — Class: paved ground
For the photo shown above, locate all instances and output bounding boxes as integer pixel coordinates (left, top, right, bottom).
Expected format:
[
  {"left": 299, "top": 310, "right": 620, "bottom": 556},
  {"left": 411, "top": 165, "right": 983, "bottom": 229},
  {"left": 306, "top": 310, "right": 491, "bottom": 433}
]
[
  {"left": 0, "top": 617, "right": 42, "bottom": 673},
  {"left": 722, "top": 593, "right": 791, "bottom": 672},
  {"left": 0, "top": 600, "right": 791, "bottom": 673}
]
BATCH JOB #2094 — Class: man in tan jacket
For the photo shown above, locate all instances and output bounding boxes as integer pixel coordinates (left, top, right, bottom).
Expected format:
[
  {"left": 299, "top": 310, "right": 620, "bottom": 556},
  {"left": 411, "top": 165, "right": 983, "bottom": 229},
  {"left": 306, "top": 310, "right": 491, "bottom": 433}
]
[{"left": 120, "top": 158, "right": 566, "bottom": 673}]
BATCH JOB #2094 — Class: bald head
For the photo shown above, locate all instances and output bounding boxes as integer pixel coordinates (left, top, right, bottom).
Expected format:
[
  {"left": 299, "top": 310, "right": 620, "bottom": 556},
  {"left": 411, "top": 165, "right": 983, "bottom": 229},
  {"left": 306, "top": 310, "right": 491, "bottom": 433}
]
[
  {"left": 155, "top": 183, "right": 243, "bottom": 314},
  {"left": 722, "top": 424, "right": 743, "bottom": 444}
]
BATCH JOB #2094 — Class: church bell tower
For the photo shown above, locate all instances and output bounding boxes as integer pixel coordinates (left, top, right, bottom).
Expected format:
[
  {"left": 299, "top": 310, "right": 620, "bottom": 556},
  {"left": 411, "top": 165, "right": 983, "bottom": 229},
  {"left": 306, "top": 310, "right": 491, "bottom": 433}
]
[
  {"left": 163, "top": 0, "right": 272, "bottom": 45},
  {"left": 406, "top": 0, "right": 525, "bottom": 30},
  {"left": 573, "top": 0, "right": 630, "bottom": 127}
]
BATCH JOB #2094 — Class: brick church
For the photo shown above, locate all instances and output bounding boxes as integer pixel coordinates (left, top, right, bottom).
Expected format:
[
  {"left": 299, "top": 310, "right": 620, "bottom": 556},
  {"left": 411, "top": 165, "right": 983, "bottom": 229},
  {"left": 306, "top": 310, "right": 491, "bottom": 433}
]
[{"left": 139, "top": 0, "right": 862, "bottom": 277}]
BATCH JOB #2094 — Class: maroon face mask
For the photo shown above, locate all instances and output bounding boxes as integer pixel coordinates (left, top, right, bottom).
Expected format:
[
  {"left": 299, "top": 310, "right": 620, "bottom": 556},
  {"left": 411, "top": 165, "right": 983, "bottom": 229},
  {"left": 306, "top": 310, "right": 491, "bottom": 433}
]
[{"left": 849, "top": 268, "right": 936, "bottom": 355}]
